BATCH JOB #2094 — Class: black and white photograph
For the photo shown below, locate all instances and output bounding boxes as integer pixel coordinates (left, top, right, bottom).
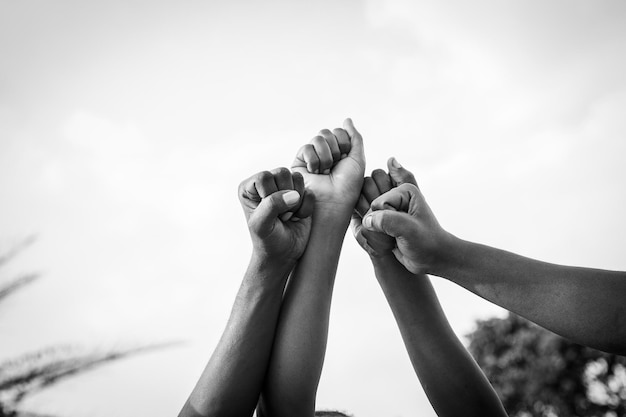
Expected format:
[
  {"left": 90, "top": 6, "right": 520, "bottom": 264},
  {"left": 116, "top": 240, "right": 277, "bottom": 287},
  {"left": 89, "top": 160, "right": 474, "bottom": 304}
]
[{"left": 1, "top": 1, "right": 625, "bottom": 416}]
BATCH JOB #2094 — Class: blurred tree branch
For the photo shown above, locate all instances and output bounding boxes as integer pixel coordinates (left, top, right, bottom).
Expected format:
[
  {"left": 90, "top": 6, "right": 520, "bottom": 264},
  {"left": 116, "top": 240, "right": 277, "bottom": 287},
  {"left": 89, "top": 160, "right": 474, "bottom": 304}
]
[{"left": 0, "top": 238, "right": 179, "bottom": 417}]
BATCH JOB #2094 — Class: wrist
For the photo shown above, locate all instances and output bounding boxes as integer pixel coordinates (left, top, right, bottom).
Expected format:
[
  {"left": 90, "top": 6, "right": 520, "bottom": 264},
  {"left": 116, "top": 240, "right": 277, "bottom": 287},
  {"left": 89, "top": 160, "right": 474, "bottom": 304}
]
[
  {"left": 248, "top": 251, "right": 296, "bottom": 282},
  {"left": 370, "top": 253, "right": 418, "bottom": 289},
  {"left": 312, "top": 202, "right": 354, "bottom": 227},
  {"left": 428, "top": 231, "right": 465, "bottom": 277},
  {"left": 239, "top": 256, "right": 291, "bottom": 304},
  {"left": 370, "top": 252, "right": 398, "bottom": 265}
]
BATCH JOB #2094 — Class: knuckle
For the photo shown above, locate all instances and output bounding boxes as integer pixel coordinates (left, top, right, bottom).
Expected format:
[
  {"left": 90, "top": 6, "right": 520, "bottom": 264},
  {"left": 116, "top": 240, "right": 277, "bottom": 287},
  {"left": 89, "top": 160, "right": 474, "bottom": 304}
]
[
  {"left": 271, "top": 166, "right": 291, "bottom": 177},
  {"left": 371, "top": 169, "right": 387, "bottom": 178},
  {"left": 257, "top": 170, "right": 273, "bottom": 182},
  {"left": 237, "top": 186, "right": 247, "bottom": 201},
  {"left": 301, "top": 144, "right": 316, "bottom": 160},
  {"left": 291, "top": 171, "right": 304, "bottom": 184},
  {"left": 399, "top": 183, "right": 415, "bottom": 192},
  {"left": 237, "top": 179, "right": 247, "bottom": 193},
  {"left": 364, "top": 177, "right": 378, "bottom": 189}
]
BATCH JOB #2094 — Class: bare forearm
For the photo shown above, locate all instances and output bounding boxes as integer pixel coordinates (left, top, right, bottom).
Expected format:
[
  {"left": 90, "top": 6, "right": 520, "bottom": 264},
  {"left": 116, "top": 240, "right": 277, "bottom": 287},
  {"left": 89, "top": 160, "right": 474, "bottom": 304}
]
[
  {"left": 372, "top": 256, "right": 506, "bottom": 417},
  {"left": 433, "top": 236, "right": 626, "bottom": 354},
  {"left": 260, "top": 209, "right": 351, "bottom": 416},
  {"left": 179, "top": 255, "right": 293, "bottom": 417}
]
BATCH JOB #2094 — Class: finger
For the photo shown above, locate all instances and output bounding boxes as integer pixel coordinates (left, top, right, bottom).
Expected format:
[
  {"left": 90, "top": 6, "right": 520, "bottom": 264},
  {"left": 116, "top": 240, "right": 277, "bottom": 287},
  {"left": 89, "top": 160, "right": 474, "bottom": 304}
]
[
  {"left": 370, "top": 183, "right": 421, "bottom": 213},
  {"left": 251, "top": 190, "right": 301, "bottom": 237},
  {"left": 343, "top": 118, "right": 365, "bottom": 162},
  {"left": 238, "top": 173, "right": 262, "bottom": 205},
  {"left": 253, "top": 170, "right": 279, "bottom": 199},
  {"left": 371, "top": 169, "right": 392, "bottom": 195},
  {"left": 362, "top": 176, "right": 380, "bottom": 204},
  {"left": 294, "top": 143, "right": 320, "bottom": 174},
  {"left": 279, "top": 171, "right": 302, "bottom": 221},
  {"left": 271, "top": 167, "right": 294, "bottom": 191},
  {"left": 270, "top": 168, "right": 296, "bottom": 222},
  {"left": 291, "top": 171, "right": 305, "bottom": 211},
  {"left": 354, "top": 194, "right": 370, "bottom": 218},
  {"left": 350, "top": 214, "right": 370, "bottom": 250},
  {"left": 318, "top": 129, "right": 341, "bottom": 166},
  {"left": 293, "top": 188, "right": 315, "bottom": 220},
  {"left": 351, "top": 213, "right": 363, "bottom": 239},
  {"left": 387, "top": 157, "right": 417, "bottom": 188},
  {"left": 360, "top": 228, "right": 388, "bottom": 257},
  {"left": 311, "top": 135, "right": 333, "bottom": 174},
  {"left": 333, "top": 128, "right": 350, "bottom": 158},
  {"left": 350, "top": 213, "right": 368, "bottom": 248},
  {"left": 361, "top": 209, "right": 414, "bottom": 239}
]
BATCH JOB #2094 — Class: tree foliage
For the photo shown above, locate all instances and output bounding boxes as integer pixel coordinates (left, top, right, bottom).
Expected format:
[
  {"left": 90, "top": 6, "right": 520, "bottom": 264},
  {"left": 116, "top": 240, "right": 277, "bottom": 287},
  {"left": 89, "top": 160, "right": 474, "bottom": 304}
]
[{"left": 467, "top": 313, "right": 626, "bottom": 417}]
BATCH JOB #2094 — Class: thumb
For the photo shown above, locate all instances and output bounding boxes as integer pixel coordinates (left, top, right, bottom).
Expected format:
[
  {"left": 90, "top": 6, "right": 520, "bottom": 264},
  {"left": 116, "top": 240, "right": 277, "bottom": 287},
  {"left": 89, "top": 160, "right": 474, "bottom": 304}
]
[
  {"left": 361, "top": 209, "right": 414, "bottom": 239},
  {"left": 251, "top": 190, "right": 300, "bottom": 236},
  {"left": 387, "top": 157, "right": 417, "bottom": 187},
  {"left": 343, "top": 118, "right": 365, "bottom": 163}
]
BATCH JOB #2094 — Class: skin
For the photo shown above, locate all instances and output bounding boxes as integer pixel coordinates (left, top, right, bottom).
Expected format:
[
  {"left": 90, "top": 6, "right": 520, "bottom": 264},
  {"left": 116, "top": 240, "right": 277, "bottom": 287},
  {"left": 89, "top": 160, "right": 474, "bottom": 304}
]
[
  {"left": 178, "top": 168, "right": 314, "bottom": 417},
  {"left": 352, "top": 158, "right": 507, "bottom": 417},
  {"left": 258, "top": 119, "right": 366, "bottom": 417},
  {"left": 361, "top": 163, "right": 626, "bottom": 356}
]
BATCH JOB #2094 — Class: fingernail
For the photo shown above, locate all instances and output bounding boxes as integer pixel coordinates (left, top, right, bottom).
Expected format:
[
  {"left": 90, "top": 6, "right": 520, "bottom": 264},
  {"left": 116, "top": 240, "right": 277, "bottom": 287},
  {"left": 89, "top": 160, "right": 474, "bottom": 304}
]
[
  {"left": 363, "top": 215, "right": 373, "bottom": 229},
  {"left": 323, "top": 168, "right": 330, "bottom": 175},
  {"left": 340, "top": 153, "right": 347, "bottom": 159},
  {"left": 282, "top": 190, "right": 300, "bottom": 206},
  {"left": 314, "top": 169, "right": 320, "bottom": 174},
  {"left": 290, "top": 216, "right": 300, "bottom": 222},
  {"left": 390, "top": 157, "right": 402, "bottom": 169},
  {"left": 280, "top": 212, "right": 293, "bottom": 221}
]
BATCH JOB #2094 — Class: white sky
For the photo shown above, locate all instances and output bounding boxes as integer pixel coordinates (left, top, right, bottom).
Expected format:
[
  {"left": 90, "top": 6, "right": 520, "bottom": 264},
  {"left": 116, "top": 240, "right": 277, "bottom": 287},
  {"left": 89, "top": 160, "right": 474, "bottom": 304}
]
[{"left": 1, "top": 1, "right": 625, "bottom": 416}]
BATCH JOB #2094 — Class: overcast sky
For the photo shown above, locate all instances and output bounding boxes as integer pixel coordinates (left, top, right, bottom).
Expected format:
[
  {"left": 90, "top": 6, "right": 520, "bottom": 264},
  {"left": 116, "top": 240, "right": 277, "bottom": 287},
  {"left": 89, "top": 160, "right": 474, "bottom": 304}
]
[{"left": 1, "top": 1, "right": 626, "bottom": 416}]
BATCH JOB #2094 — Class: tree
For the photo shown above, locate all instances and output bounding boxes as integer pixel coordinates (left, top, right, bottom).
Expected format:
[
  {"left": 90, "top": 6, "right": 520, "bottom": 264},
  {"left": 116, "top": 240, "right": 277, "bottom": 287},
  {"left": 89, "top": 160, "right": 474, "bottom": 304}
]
[
  {"left": 0, "top": 238, "right": 175, "bottom": 417},
  {"left": 467, "top": 312, "right": 626, "bottom": 417}
]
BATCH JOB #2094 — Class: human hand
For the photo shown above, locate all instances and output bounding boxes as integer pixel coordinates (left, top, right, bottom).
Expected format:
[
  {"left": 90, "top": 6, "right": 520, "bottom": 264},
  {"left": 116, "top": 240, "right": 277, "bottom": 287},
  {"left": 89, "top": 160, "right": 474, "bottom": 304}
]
[
  {"left": 360, "top": 167, "right": 450, "bottom": 274},
  {"left": 291, "top": 118, "right": 365, "bottom": 218},
  {"left": 239, "top": 168, "right": 315, "bottom": 263},
  {"left": 351, "top": 157, "right": 417, "bottom": 258}
]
